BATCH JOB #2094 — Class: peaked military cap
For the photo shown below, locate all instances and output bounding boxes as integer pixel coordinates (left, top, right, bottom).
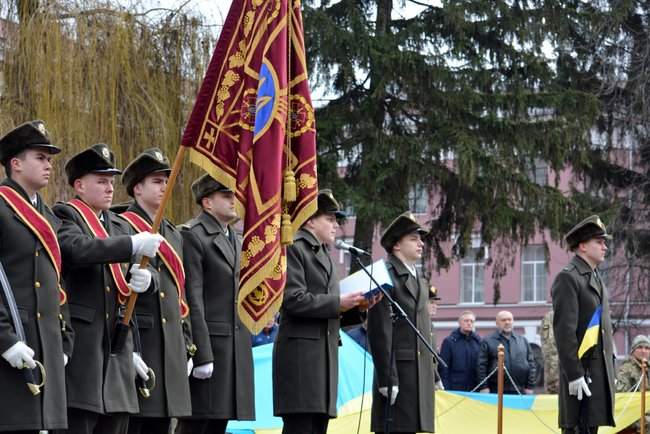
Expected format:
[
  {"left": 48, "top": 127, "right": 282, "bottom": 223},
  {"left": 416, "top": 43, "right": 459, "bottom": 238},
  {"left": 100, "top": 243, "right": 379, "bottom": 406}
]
[
  {"left": 429, "top": 285, "right": 441, "bottom": 300},
  {"left": 65, "top": 143, "right": 121, "bottom": 186},
  {"left": 565, "top": 215, "right": 612, "bottom": 250},
  {"left": 121, "top": 148, "right": 171, "bottom": 196},
  {"left": 380, "top": 211, "right": 427, "bottom": 252},
  {"left": 0, "top": 120, "right": 61, "bottom": 164},
  {"left": 191, "top": 173, "right": 232, "bottom": 204},
  {"left": 315, "top": 189, "right": 346, "bottom": 219}
]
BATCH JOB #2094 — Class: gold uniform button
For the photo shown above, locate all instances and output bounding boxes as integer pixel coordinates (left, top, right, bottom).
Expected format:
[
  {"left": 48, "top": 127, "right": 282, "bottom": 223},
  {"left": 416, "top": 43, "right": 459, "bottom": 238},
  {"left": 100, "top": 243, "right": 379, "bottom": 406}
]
[
  {"left": 158, "top": 266, "right": 162, "bottom": 272},
  {"left": 36, "top": 312, "right": 41, "bottom": 319},
  {"left": 34, "top": 281, "right": 41, "bottom": 288},
  {"left": 162, "top": 318, "right": 167, "bottom": 324},
  {"left": 58, "top": 314, "right": 63, "bottom": 320},
  {"left": 160, "top": 292, "right": 166, "bottom": 299},
  {"left": 35, "top": 251, "right": 39, "bottom": 257},
  {"left": 105, "top": 286, "right": 111, "bottom": 293},
  {"left": 106, "top": 313, "right": 109, "bottom": 319}
]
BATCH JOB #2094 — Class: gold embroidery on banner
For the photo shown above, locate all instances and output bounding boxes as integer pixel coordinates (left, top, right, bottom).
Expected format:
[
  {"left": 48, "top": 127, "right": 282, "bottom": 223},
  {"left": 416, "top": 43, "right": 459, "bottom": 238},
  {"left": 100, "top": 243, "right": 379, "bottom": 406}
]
[
  {"left": 266, "top": 0, "right": 281, "bottom": 24},
  {"left": 264, "top": 214, "right": 281, "bottom": 244},
  {"left": 289, "top": 94, "right": 314, "bottom": 138},
  {"left": 244, "top": 11, "right": 255, "bottom": 36},
  {"left": 216, "top": 70, "right": 241, "bottom": 120},
  {"left": 270, "top": 255, "right": 286, "bottom": 280},
  {"left": 241, "top": 235, "right": 265, "bottom": 268},
  {"left": 240, "top": 88, "right": 258, "bottom": 131},
  {"left": 248, "top": 285, "right": 268, "bottom": 306},
  {"left": 297, "top": 173, "right": 316, "bottom": 190}
]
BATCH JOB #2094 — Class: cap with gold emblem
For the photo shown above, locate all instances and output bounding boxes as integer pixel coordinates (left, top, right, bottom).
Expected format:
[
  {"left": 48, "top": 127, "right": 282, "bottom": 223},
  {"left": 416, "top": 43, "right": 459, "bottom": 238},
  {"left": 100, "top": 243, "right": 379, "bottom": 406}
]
[
  {"left": 191, "top": 173, "right": 232, "bottom": 204},
  {"left": 315, "top": 189, "right": 346, "bottom": 219},
  {"left": 429, "top": 285, "right": 441, "bottom": 301},
  {"left": 0, "top": 120, "right": 61, "bottom": 165},
  {"left": 380, "top": 211, "right": 427, "bottom": 252},
  {"left": 565, "top": 215, "right": 612, "bottom": 250},
  {"left": 65, "top": 143, "right": 121, "bottom": 186},
  {"left": 121, "top": 148, "right": 171, "bottom": 196}
]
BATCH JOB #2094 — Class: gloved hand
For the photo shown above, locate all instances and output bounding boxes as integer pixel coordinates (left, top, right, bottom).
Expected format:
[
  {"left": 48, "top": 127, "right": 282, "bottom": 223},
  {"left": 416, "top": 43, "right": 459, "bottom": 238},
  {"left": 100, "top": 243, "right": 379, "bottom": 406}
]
[
  {"left": 131, "top": 232, "right": 164, "bottom": 258},
  {"left": 378, "top": 385, "right": 399, "bottom": 405},
  {"left": 64, "top": 354, "right": 69, "bottom": 366},
  {"left": 2, "top": 341, "right": 36, "bottom": 369},
  {"left": 133, "top": 352, "right": 150, "bottom": 381},
  {"left": 128, "top": 264, "right": 152, "bottom": 294},
  {"left": 568, "top": 376, "right": 592, "bottom": 400},
  {"left": 436, "top": 380, "right": 445, "bottom": 391},
  {"left": 192, "top": 362, "right": 214, "bottom": 380},
  {"left": 187, "top": 358, "right": 194, "bottom": 377}
]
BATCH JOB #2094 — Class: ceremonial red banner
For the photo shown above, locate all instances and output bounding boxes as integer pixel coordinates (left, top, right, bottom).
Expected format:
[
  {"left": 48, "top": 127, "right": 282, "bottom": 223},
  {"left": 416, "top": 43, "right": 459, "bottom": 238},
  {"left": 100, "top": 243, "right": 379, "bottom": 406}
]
[
  {"left": 180, "top": 0, "right": 318, "bottom": 333},
  {"left": 120, "top": 211, "right": 189, "bottom": 318},
  {"left": 67, "top": 199, "right": 132, "bottom": 304},
  {"left": 0, "top": 186, "right": 67, "bottom": 305}
]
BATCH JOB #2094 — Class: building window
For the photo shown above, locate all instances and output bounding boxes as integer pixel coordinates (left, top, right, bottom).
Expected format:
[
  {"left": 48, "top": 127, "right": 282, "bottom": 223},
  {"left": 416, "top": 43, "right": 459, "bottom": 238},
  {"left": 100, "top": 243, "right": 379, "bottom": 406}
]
[
  {"left": 460, "top": 247, "right": 485, "bottom": 304},
  {"left": 527, "top": 159, "right": 548, "bottom": 186},
  {"left": 408, "top": 184, "right": 428, "bottom": 214},
  {"left": 521, "top": 245, "right": 547, "bottom": 302}
]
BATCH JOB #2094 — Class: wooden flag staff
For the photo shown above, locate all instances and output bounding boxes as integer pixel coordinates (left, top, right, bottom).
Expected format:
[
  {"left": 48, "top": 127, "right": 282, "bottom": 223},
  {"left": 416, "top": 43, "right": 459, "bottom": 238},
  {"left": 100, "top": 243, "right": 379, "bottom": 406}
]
[{"left": 497, "top": 344, "right": 505, "bottom": 434}]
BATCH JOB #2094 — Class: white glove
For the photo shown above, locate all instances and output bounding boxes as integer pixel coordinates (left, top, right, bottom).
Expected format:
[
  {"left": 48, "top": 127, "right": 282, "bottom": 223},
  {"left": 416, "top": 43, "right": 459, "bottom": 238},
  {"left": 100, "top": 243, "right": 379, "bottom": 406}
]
[
  {"left": 187, "top": 357, "right": 194, "bottom": 377},
  {"left": 2, "top": 341, "right": 36, "bottom": 369},
  {"left": 133, "top": 352, "right": 150, "bottom": 381},
  {"left": 568, "top": 376, "right": 592, "bottom": 400},
  {"left": 63, "top": 354, "right": 69, "bottom": 366},
  {"left": 128, "top": 264, "right": 152, "bottom": 294},
  {"left": 131, "top": 232, "right": 164, "bottom": 258},
  {"left": 436, "top": 380, "right": 445, "bottom": 390},
  {"left": 192, "top": 362, "right": 214, "bottom": 380},
  {"left": 378, "top": 385, "right": 399, "bottom": 405}
]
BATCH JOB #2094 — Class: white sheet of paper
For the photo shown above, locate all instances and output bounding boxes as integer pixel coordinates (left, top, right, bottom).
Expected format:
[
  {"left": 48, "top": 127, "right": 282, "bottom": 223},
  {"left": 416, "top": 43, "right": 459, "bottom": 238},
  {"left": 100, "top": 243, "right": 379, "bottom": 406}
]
[{"left": 339, "top": 259, "right": 393, "bottom": 298}]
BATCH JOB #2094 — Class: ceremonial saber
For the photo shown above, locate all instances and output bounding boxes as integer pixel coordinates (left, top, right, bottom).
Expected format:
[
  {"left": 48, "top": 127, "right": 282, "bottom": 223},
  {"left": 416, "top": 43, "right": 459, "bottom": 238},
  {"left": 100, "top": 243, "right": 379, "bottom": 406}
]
[{"left": 0, "top": 261, "right": 46, "bottom": 395}]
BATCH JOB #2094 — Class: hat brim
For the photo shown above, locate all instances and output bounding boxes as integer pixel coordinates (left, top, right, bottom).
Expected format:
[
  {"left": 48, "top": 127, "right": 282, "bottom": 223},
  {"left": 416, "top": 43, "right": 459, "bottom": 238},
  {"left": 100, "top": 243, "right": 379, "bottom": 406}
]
[
  {"left": 31, "top": 144, "right": 61, "bottom": 155},
  {"left": 93, "top": 168, "right": 122, "bottom": 176}
]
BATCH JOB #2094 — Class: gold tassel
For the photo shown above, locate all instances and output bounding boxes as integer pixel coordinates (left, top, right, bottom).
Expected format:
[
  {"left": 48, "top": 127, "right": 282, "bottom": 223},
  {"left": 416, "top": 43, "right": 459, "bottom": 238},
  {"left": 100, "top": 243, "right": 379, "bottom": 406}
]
[
  {"left": 283, "top": 169, "right": 297, "bottom": 203},
  {"left": 281, "top": 213, "right": 293, "bottom": 245}
]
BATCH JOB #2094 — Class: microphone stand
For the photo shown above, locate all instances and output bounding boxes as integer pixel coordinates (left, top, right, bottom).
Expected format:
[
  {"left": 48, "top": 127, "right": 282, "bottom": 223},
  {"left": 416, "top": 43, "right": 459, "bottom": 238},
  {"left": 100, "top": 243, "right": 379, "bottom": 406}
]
[{"left": 351, "top": 253, "right": 447, "bottom": 434}]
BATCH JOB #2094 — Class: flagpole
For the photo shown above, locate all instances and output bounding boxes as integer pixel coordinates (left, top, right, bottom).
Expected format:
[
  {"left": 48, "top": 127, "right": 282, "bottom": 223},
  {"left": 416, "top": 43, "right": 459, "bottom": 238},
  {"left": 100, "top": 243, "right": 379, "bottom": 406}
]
[
  {"left": 120, "top": 145, "right": 188, "bottom": 327},
  {"left": 497, "top": 344, "right": 504, "bottom": 434},
  {"left": 642, "top": 358, "right": 647, "bottom": 434}
]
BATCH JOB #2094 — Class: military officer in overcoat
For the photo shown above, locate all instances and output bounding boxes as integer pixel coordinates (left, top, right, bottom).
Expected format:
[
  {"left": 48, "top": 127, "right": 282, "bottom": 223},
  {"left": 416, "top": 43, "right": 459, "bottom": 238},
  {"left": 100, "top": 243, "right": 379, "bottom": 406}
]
[
  {"left": 0, "top": 121, "right": 74, "bottom": 432},
  {"left": 176, "top": 174, "right": 255, "bottom": 434},
  {"left": 53, "top": 143, "right": 163, "bottom": 434},
  {"left": 367, "top": 211, "right": 435, "bottom": 434},
  {"left": 273, "top": 189, "right": 366, "bottom": 434},
  {"left": 120, "top": 148, "right": 193, "bottom": 434},
  {"left": 551, "top": 215, "right": 616, "bottom": 434}
]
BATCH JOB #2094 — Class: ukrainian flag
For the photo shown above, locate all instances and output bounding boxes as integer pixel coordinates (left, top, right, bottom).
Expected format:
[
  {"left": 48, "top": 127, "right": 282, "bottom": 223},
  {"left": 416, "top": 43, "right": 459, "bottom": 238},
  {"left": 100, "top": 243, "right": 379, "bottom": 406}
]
[{"left": 578, "top": 305, "right": 602, "bottom": 359}]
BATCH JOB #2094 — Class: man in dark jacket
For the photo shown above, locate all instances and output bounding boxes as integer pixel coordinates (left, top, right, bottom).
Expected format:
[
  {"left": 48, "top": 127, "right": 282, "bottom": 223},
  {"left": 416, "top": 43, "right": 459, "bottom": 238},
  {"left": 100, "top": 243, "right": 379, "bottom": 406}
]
[
  {"left": 54, "top": 143, "right": 162, "bottom": 434},
  {"left": 177, "top": 174, "right": 254, "bottom": 434},
  {"left": 477, "top": 311, "right": 536, "bottom": 394},
  {"left": 439, "top": 310, "right": 482, "bottom": 391},
  {"left": 120, "top": 148, "right": 193, "bottom": 434},
  {"left": 0, "top": 121, "right": 74, "bottom": 432},
  {"left": 551, "top": 215, "right": 615, "bottom": 434},
  {"left": 367, "top": 211, "right": 435, "bottom": 434},
  {"left": 273, "top": 189, "right": 366, "bottom": 434}
]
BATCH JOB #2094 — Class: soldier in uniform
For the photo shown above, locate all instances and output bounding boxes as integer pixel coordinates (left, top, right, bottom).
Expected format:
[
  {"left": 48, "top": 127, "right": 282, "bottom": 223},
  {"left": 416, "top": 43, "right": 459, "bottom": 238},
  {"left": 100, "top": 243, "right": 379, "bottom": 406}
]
[
  {"left": 551, "top": 215, "right": 616, "bottom": 434},
  {"left": 541, "top": 309, "right": 559, "bottom": 394},
  {"left": 273, "top": 189, "right": 367, "bottom": 434},
  {"left": 53, "top": 143, "right": 163, "bottom": 434},
  {"left": 120, "top": 148, "right": 193, "bottom": 434},
  {"left": 0, "top": 121, "right": 73, "bottom": 432},
  {"left": 176, "top": 174, "right": 254, "bottom": 434},
  {"left": 367, "top": 212, "right": 435, "bottom": 434},
  {"left": 616, "top": 335, "right": 650, "bottom": 433}
]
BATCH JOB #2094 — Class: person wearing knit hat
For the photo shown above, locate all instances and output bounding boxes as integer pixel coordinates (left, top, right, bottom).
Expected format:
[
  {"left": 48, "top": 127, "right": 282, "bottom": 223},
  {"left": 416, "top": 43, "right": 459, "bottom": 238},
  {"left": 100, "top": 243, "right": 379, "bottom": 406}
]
[
  {"left": 616, "top": 335, "right": 650, "bottom": 432},
  {"left": 551, "top": 214, "right": 615, "bottom": 434},
  {"left": 367, "top": 211, "right": 435, "bottom": 433},
  {"left": 177, "top": 174, "right": 254, "bottom": 434},
  {"left": 54, "top": 143, "right": 164, "bottom": 434},
  {"left": 120, "top": 149, "right": 193, "bottom": 434}
]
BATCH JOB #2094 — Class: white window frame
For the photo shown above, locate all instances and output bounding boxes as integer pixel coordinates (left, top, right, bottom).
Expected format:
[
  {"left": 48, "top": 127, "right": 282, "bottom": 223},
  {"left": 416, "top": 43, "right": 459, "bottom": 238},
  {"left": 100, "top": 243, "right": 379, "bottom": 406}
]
[
  {"left": 460, "top": 247, "right": 485, "bottom": 305},
  {"left": 521, "top": 245, "right": 547, "bottom": 303}
]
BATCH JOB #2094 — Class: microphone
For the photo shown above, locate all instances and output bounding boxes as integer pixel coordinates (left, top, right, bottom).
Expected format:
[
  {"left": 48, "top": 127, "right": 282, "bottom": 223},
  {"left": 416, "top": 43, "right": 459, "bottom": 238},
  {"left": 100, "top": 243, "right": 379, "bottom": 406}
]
[{"left": 335, "top": 240, "right": 371, "bottom": 257}]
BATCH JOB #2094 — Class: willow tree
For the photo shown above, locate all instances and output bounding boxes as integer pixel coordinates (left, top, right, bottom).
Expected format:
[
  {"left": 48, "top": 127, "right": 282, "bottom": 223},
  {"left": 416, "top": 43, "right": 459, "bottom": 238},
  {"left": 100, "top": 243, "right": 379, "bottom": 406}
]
[
  {"left": 304, "top": 0, "right": 613, "bottom": 287},
  {"left": 0, "top": 0, "right": 214, "bottom": 222}
]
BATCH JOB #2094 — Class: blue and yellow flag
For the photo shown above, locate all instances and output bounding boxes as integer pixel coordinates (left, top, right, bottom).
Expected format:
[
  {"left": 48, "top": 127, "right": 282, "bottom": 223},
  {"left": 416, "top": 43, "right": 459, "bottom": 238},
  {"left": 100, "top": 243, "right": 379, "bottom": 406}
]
[{"left": 578, "top": 305, "right": 602, "bottom": 359}]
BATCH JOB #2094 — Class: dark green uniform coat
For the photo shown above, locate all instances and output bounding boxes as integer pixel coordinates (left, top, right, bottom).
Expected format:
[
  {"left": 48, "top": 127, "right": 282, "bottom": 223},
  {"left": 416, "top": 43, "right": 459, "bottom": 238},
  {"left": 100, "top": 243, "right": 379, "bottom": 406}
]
[
  {"left": 273, "top": 229, "right": 341, "bottom": 418},
  {"left": 122, "top": 202, "right": 191, "bottom": 418},
  {"left": 367, "top": 254, "right": 435, "bottom": 433},
  {"left": 551, "top": 255, "right": 615, "bottom": 429},
  {"left": 180, "top": 211, "right": 254, "bottom": 420},
  {"left": 0, "top": 179, "right": 73, "bottom": 431},
  {"left": 54, "top": 201, "right": 139, "bottom": 415}
]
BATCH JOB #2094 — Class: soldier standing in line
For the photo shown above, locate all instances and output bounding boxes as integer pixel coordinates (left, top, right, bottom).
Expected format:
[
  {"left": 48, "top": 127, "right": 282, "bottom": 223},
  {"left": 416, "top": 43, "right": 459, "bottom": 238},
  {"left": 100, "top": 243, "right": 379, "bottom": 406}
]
[
  {"left": 367, "top": 211, "right": 435, "bottom": 434},
  {"left": 120, "top": 148, "right": 193, "bottom": 434},
  {"left": 616, "top": 335, "right": 650, "bottom": 433},
  {"left": 551, "top": 215, "right": 616, "bottom": 434},
  {"left": 0, "top": 121, "right": 74, "bottom": 432},
  {"left": 176, "top": 174, "right": 255, "bottom": 434},
  {"left": 53, "top": 143, "right": 163, "bottom": 434},
  {"left": 273, "top": 189, "right": 368, "bottom": 434},
  {"left": 541, "top": 309, "right": 560, "bottom": 394}
]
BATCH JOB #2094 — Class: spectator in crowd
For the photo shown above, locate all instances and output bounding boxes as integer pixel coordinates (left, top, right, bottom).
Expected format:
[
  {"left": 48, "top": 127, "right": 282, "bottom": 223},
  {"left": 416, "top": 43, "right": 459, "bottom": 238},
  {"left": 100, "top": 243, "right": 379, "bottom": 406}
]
[
  {"left": 252, "top": 315, "right": 279, "bottom": 347},
  {"left": 540, "top": 310, "right": 559, "bottom": 394},
  {"left": 439, "top": 311, "right": 482, "bottom": 391},
  {"left": 345, "top": 319, "right": 368, "bottom": 350},
  {"left": 616, "top": 335, "right": 650, "bottom": 433},
  {"left": 477, "top": 311, "right": 536, "bottom": 394}
]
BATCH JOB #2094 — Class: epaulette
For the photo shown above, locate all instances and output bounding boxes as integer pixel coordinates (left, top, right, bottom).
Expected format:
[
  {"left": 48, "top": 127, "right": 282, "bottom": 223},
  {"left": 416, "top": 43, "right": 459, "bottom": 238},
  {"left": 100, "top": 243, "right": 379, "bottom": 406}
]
[{"left": 562, "top": 263, "right": 576, "bottom": 272}]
